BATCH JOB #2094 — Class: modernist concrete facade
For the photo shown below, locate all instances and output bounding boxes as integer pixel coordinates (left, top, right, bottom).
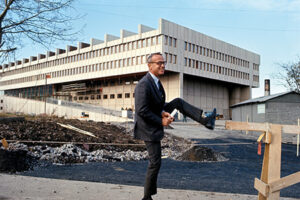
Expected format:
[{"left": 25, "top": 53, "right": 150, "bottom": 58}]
[
  {"left": 231, "top": 91, "right": 300, "bottom": 125},
  {"left": 0, "top": 19, "right": 260, "bottom": 119}
]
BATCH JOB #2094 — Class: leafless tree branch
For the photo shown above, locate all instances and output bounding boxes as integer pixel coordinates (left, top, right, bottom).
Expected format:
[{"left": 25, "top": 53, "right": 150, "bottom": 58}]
[
  {"left": 273, "top": 57, "right": 300, "bottom": 93},
  {"left": 0, "top": 0, "right": 83, "bottom": 63}
]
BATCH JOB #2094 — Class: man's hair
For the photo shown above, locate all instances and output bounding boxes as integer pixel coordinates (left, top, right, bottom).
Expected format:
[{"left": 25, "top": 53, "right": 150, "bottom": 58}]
[{"left": 147, "top": 52, "right": 163, "bottom": 63}]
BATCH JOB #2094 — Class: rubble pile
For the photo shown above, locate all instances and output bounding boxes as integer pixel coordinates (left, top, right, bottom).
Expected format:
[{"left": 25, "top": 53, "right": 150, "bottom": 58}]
[{"left": 29, "top": 143, "right": 148, "bottom": 163}]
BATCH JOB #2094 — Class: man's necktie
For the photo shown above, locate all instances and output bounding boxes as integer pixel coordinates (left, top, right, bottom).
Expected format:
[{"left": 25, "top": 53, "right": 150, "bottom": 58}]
[{"left": 158, "top": 80, "right": 164, "bottom": 97}]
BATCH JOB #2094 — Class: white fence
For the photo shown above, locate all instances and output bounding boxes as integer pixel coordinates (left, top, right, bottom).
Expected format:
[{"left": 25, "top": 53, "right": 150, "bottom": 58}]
[{"left": 1, "top": 95, "right": 132, "bottom": 123}]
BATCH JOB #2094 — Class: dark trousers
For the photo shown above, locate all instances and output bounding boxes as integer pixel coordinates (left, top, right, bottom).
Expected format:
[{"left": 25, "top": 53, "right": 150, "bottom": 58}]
[
  {"left": 143, "top": 98, "right": 204, "bottom": 197},
  {"left": 144, "top": 141, "right": 161, "bottom": 197},
  {"left": 164, "top": 98, "right": 204, "bottom": 123}
]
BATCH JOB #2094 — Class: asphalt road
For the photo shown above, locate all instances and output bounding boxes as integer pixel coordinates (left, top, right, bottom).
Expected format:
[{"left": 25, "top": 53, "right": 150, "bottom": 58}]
[{"left": 19, "top": 136, "right": 300, "bottom": 198}]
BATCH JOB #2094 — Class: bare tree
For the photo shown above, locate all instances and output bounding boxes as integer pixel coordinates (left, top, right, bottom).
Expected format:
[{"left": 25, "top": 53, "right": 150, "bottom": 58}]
[
  {"left": 0, "top": 0, "right": 81, "bottom": 62},
  {"left": 276, "top": 58, "right": 300, "bottom": 93}
]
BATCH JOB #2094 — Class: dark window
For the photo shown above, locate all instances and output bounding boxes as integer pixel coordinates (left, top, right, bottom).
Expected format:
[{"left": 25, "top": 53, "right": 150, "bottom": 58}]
[
  {"left": 117, "top": 94, "right": 122, "bottom": 98},
  {"left": 91, "top": 95, "right": 95, "bottom": 100},
  {"left": 125, "top": 93, "right": 130, "bottom": 98},
  {"left": 0, "top": 100, "right": 3, "bottom": 103},
  {"left": 110, "top": 94, "right": 115, "bottom": 99},
  {"left": 73, "top": 97, "right": 77, "bottom": 100},
  {"left": 103, "top": 95, "right": 108, "bottom": 99},
  {"left": 79, "top": 96, "right": 83, "bottom": 100},
  {"left": 0, "top": 107, "right": 2, "bottom": 110},
  {"left": 85, "top": 96, "right": 89, "bottom": 100},
  {"left": 96, "top": 95, "right": 101, "bottom": 99}
]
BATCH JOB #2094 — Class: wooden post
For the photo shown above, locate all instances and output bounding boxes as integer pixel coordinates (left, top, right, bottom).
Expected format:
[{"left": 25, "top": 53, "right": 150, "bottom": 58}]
[
  {"left": 297, "top": 119, "right": 299, "bottom": 157},
  {"left": 226, "top": 121, "right": 300, "bottom": 200},
  {"left": 258, "top": 124, "right": 281, "bottom": 200}
]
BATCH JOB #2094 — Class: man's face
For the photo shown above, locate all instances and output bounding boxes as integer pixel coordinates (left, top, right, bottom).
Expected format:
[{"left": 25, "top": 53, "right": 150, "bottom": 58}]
[{"left": 148, "top": 54, "right": 166, "bottom": 77}]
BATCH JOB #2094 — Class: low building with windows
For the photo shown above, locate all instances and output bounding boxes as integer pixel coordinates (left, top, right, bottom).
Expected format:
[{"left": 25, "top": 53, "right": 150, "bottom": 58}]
[
  {"left": 231, "top": 91, "right": 300, "bottom": 125},
  {"left": 0, "top": 18, "right": 260, "bottom": 119}
]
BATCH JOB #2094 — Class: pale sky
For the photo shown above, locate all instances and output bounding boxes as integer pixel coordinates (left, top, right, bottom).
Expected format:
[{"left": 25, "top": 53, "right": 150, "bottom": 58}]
[{"left": 13, "top": 0, "right": 300, "bottom": 98}]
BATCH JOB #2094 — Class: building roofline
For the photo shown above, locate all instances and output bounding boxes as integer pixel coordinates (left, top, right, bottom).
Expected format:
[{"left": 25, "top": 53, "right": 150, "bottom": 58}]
[{"left": 230, "top": 91, "right": 299, "bottom": 108}]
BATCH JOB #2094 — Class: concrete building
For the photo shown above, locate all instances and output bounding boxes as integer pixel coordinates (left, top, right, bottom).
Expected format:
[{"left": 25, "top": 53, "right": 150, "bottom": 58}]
[
  {"left": 0, "top": 18, "right": 260, "bottom": 119},
  {"left": 231, "top": 91, "right": 300, "bottom": 125}
]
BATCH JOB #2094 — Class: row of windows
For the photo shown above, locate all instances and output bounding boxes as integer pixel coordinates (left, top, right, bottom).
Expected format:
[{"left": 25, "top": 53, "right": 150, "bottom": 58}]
[
  {"left": 165, "top": 53, "right": 177, "bottom": 64},
  {"left": 253, "top": 63, "right": 259, "bottom": 71},
  {"left": 1, "top": 52, "right": 178, "bottom": 86},
  {"left": 5, "top": 85, "right": 52, "bottom": 98},
  {"left": 74, "top": 93, "right": 133, "bottom": 101},
  {"left": 184, "top": 41, "right": 251, "bottom": 68},
  {"left": 1, "top": 53, "right": 163, "bottom": 86},
  {"left": 184, "top": 57, "right": 250, "bottom": 80},
  {"left": 164, "top": 35, "right": 177, "bottom": 47},
  {"left": 2, "top": 35, "right": 163, "bottom": 77},
  {"left": 253, "top": 75, "right": 259, "bottom": 82}
]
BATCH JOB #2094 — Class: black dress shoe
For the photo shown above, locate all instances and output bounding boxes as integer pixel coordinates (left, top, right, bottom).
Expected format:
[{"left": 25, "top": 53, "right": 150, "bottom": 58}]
[
  {"left": 205, "top": 108, "right": 216, "bottom": 130},
  {"left": 142, "top": 197, "right": 153, "bottom": 200}
]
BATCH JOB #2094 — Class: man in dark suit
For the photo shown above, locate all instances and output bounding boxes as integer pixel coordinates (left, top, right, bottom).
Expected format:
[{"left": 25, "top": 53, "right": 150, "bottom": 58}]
[{"left": 134, "top": 52, "right": 216, "bottom": 200}]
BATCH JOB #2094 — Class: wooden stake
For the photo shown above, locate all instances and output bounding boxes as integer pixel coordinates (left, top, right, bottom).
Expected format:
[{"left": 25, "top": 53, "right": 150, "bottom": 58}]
[
  {"left": 246, "top": 115, "right": 249, "bottom": 135},
  {"left": 258, "top": 124, "right": 281, "bottom": 200},
  {"left": 297, "top": 119, "right": 299, "bottom": 157}
]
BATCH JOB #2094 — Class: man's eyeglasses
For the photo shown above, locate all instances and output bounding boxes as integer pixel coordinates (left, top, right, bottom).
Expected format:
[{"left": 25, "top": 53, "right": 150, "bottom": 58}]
[{"left": 149, "top": 61, "right": 167, "bottom": 65}]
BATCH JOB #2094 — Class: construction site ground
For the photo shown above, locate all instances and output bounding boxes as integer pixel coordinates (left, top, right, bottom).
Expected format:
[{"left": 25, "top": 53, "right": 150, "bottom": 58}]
[{"left": 0, "top": 115, "right": 299, "bottom": 199}]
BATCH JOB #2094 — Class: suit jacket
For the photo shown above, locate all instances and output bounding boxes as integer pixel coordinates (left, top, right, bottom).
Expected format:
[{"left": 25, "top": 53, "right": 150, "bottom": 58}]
[{"left": 134, "top": 72, "right": 166, "bottom": 142}]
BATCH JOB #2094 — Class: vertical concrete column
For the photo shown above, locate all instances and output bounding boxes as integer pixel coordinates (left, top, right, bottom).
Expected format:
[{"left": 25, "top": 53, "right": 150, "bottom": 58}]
[
  {"left": 178, "top": 72, "right": 184, "bottom": 120},
  {"left": 241, "top": 86, "right": 251, "bottom": 101},
  {"left": 229, "top": 87, "right": 241, "bottom": 119},
  {"left": 179, "top": 72, "right": 184, "bottom": 98},
  {"left": 229, "top": 87, "right": 241, "bottom": 107},
  {"left": 229, "top": 86, "right": 251, "bottom": 119}
]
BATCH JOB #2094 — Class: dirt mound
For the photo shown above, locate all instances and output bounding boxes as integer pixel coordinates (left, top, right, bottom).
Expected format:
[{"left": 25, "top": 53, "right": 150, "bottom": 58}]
[
  {"left": 0, "top": 116, "right": 144, "bottom": 151},
  {"left": 177, "top": 146, "right": 227, "bottom": 162},
  {"left": 0, "top": 149, "right": 36, "bottom": 172}
]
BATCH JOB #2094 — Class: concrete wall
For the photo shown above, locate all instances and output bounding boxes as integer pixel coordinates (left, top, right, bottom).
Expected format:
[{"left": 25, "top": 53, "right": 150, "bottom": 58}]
[
  {"left": 2, "top": 96, "right": 131, "bottom": 122},
  {"left": 232, "top": 104, "right": 265, "bottom": 122},
  {"left": 160, "top": 72, "right": 180, "bottom": 102},
  {"left": 182, "top": 74, "right": 230, "bottom": 119},
  {"left": 266, "top": 93, "right": 300, "bottom": 125}
]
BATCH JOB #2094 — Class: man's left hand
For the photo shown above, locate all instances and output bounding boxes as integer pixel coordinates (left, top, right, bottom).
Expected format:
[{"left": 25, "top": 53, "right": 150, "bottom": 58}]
[{"left": 162, "top": 111, "right": 174, "bottom": 121}]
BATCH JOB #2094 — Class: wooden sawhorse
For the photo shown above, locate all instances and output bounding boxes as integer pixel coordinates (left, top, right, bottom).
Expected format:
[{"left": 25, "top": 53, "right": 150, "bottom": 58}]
[{"left": 226, "top": 121, "right": 300, "bottom": 200}]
